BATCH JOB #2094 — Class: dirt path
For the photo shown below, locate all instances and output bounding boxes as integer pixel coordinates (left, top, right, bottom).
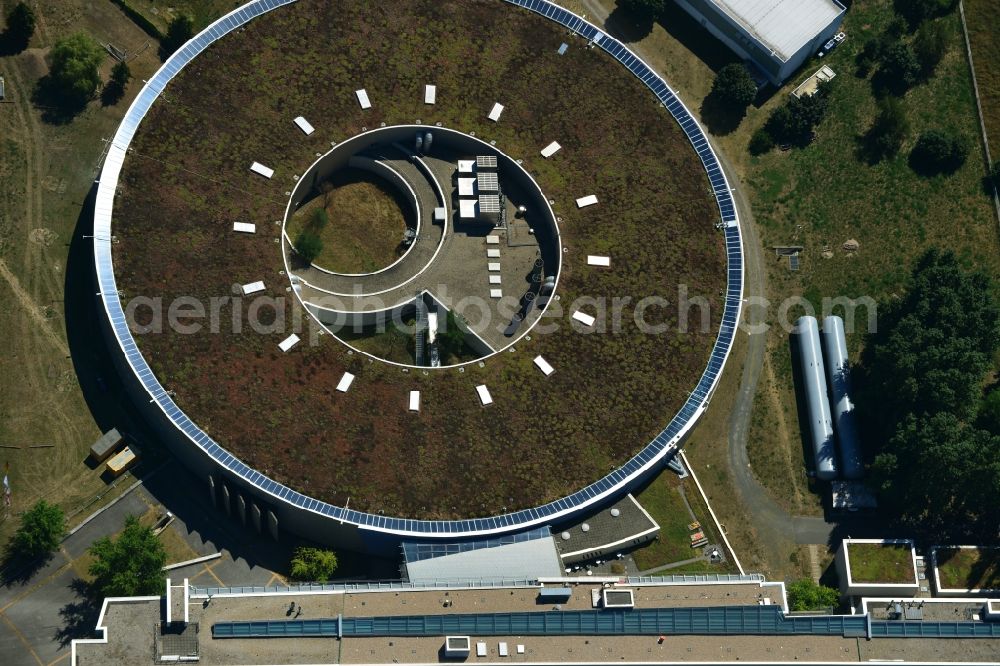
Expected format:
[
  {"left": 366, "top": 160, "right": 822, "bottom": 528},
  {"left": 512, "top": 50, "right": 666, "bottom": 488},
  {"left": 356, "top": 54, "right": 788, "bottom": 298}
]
[
  {"left": 0, "top": 260, "right": 69, "bottom": 358},
  {"left": 570, "top": 0, "right": 836, "bottom": 567}
]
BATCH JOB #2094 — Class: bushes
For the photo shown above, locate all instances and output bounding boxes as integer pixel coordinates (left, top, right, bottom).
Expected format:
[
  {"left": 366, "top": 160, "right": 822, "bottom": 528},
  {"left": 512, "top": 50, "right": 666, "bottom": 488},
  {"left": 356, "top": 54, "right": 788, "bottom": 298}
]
[
  {"left": 860, "top": 96, "right": 909, "bottom": 163},
  {"left": 293, "top": 207, "right": 329, "bottom": 264},
  {"left": 748, "top": 127, "right": 775, "bottom": 156},
  {"left": 914, "top": 19, "right": 951, "bottom": 77},
  {"left": 710, "top": 63, "right": 757, "bottom": 112},
  {"left": 894, "top": 0, "right": 958, "bottom": 31},
  {"left": 909, "top": 129, "right": 968, "bottom": 175},
  {"left": 289, "top": 546, "right": 338, "bottom": 582},
  {"left": 787, "top": 579, "right": 839, "bottom": 611}
]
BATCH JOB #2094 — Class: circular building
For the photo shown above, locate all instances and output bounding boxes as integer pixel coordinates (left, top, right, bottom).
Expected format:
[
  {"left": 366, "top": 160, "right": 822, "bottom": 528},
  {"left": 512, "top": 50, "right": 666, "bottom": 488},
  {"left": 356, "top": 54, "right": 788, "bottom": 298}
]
[{"left": 95, "top": 0, "right": 743, "bottom": 554}]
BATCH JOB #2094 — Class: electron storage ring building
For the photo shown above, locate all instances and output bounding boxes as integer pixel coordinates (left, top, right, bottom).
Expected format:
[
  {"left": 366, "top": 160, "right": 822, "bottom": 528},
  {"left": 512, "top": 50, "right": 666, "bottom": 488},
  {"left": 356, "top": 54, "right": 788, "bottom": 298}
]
[{"left": 93, "top": 0, "right": 744, "bottom": 552}]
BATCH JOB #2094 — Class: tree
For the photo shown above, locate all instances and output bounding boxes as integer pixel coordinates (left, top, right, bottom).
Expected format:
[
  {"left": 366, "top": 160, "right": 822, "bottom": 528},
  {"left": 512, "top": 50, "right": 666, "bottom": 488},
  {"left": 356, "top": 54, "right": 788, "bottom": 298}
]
[
  {"left": 437, "top": 310, "right": 468, "bottom": 363},
  {"left": 312, "top": 208, "right": 329, "bottom": 230},
  {"left": 876, "top": 42, "right": 921, "bottom": 95},
  {"left": 765, "top": 82, "right": 833, "bottom": 147},
  {"left": 289, "top": 546, "right": 338, "bottom": 582},
  {"left": 859, "top": 249, "right": 999, "bottom": 438},
  {"left": 909, "top": 129, "right": 968, "bottom": 175},
  {"left": 913, "top": 19, "right": 950, "bottom": 77},
  {"left": 977, "top": 389, "right": 1000, "bottom": 436},
  {"left": 160, "top": 14, "right": 194, "bottom": 59},
  {"left": 710, "top": 63, "right": 757, "bottom": 113},
  {"left": 894, "top": 0, "right": 958, "bottom": 31},
  {"left": 787, "top": 579, "right": 839, "bottom": 611},
  {"left": 47, "top": 33, "right": 104, "bottom": 107},
  {"left": 102, "top": 60, "right": 130, "bottom": 105},
  {"left": 871, "top": 413, "right": 1000, "bottom": 540},
  {"left": 617, "top": 0, "right": 667, "bottom": 19},
  {"left": 3, "top": 2, "right": 36, "bottom": 51},
  {"left": 10, "top": 500, "right": 65, "bottom": 559},
  {"left": 88, "top": 515, "right": 166, "bottom": 597},
  {"left": 294, "top": 230, "right": 323, "bottom": 264},
  {"left": 860, "top": 96, "right": 909, "bottom": 163},
  {"left": 748, "top": 127, "right": 775, "bottom": 156}
]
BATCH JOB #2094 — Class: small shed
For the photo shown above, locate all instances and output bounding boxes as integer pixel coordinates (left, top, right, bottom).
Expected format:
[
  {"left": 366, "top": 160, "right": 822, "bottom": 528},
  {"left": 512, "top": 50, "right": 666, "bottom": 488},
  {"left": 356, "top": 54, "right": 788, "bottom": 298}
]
[{"left": 90, "top": 428, "right": 123, "bottom": 462}]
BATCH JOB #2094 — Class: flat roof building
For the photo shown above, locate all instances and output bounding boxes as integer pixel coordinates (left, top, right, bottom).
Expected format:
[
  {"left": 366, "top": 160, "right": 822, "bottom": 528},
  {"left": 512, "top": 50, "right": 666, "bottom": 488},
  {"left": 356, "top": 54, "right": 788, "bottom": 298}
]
[{"left": 674, "top": 0, "right": 846, "bottom": 85}]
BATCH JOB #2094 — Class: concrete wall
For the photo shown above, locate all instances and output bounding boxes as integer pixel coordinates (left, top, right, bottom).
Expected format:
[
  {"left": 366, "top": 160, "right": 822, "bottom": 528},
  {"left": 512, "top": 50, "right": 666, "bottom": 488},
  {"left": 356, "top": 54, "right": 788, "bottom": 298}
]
[{"left": 835, "top": 538, "right": 920, "bottom": 598}]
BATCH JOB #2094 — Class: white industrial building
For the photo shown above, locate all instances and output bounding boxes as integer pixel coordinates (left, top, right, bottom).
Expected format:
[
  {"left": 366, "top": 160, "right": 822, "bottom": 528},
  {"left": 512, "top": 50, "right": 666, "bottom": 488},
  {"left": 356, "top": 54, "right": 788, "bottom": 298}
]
[{"left": 674, "top": 0, "right": 846, "bottom": 85}]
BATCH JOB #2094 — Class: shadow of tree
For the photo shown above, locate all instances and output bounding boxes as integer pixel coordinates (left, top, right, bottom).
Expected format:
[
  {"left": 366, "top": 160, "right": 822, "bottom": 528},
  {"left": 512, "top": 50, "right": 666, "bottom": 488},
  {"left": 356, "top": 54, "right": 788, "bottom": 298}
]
[
  {"left": 0, "top": 549, "right": 57, "bottom": 589},
  {"left": 699, "top": 92, "right": 745, "bottom": 136},
  {"left": 0, "top": 30, "right": 30, "bottom": 56},
  {"left": 604, "top": 6, "right": 654, "bottom": 43},
  {"left": 54, "top": 579, "right": 101, "bottom": 649},
  {"left": 31, "top": 75, "right": 91, "bottom": 125}
]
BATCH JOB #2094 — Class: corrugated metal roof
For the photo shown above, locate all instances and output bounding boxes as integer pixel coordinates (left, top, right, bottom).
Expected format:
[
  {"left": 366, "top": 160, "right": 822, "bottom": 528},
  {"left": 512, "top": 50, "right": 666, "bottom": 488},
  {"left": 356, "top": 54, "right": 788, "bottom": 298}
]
[
  {"left": 405, "top": 537, "right": 563, "bottom": 582},
  {"left": 712, "top": 0, "right": 843, "bottom": 62}
]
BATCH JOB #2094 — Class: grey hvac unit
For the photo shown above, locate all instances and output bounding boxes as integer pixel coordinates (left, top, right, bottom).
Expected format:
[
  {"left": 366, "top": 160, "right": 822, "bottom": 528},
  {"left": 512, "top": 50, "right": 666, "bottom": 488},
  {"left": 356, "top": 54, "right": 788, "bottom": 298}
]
[
  {"left": 424, "top": 132, "right": 433, "bottom": 152},
  {"left": 795, "top": 316, "right": 838, "bottom": 481},
  {"left": 821, "top": 315, "right": 863, "bottom": 480}
]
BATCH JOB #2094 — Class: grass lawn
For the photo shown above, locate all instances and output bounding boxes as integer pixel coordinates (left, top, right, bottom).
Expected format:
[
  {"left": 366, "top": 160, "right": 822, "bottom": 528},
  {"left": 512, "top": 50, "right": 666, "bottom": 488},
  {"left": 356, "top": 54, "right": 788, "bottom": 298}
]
[
  {"left": 847, "top": 542, "right": 915, "bottom": 584},
  {"left": 600, "top": 0, "right": 1000, "bottom": 570},
  {"left": 935, "top": 547, "right": 1000, "bottom": 590},
  {"left": 631, "top": 473, "right": 735, "bottom": 574},
  {"left": 964, "top": 0, "right": 1000, "bottom": 149},
  {"left": 288, "top": 171, "right": 411, "bottom": 274}
]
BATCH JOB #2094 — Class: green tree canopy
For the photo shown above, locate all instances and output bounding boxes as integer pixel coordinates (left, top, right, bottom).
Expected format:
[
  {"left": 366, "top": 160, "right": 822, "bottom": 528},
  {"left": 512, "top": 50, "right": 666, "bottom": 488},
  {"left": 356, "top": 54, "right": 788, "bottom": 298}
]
[
  {"left": 765, "top": 81, "right": 833, "bottom": 147},
  {"left": 861, "top": 96, "right": 909, "bottom": 163},
  {"left": 4, "top": 2, "right": 36, "bottom": 49},
  {"left": 859, "top": 249, "right": 999, "bottom": 434},
  {"left": 289, "top": 546, "right": 338, "bottom": 582},
  {"left": 294, "top": 230, "right": 323, "bottom": 264},
  {"left": 88, "top": 515, "right": 166, "bottom": 597},
  {"left": 710, "top": 63, "right": 757, "bottom": 112},
  {"left": 11, "top": 500, "right": 65, "bottom": 558},
  {"left": 160, "top": 14, "right": 194, "bottom": 59},
  {"left": 48, "top": 33, "right": 104, "bottom": 107},
  {"left": 914, "top": 19, "right": 951, "bottom": 77},
  {"left": 878, "top": 42, "right": 921, "bottom": 94},
  {"left": 787, "top": 579, "right": 839, "bottom": 611},
  {"left": 909, "top": 129, "right": 968, "bottom": 175},
  {"left": 871, "top": 413, "right": 1000, "bottom": 540}
]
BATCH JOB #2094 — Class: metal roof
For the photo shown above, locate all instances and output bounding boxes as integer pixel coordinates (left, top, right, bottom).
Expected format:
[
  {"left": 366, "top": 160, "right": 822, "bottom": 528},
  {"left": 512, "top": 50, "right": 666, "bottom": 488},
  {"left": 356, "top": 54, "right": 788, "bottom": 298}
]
[
  {"left": 404, "top": 534, "right": 562, "bottom": 582},
  {"left": 711, "top": 0, "right": 844, "bottom": 62}
]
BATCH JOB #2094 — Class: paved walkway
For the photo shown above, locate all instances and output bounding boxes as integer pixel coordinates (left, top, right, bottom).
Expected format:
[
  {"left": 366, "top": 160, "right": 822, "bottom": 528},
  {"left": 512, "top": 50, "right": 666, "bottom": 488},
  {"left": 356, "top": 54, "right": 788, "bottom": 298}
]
[{"left": 0, "top": 459, "right": 286, "bottom": 666}]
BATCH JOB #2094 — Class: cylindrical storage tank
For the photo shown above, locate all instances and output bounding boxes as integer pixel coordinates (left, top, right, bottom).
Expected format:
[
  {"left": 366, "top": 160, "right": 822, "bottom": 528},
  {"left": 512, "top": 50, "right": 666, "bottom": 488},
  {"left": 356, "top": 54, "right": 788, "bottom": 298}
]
[
  {"left": 795, "top": 316, "right": 838, "bottom": 481},
  {"left": 821, "top": 316, "right": 864, "bottom": 480},
  {"left": 423, "top": 132, "right": 433, "bottom": 152}
]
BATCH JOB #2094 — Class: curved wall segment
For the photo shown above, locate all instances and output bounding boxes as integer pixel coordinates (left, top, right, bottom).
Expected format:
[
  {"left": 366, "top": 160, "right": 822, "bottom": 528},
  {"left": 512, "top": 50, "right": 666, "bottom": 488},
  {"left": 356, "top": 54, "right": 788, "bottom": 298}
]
[{"left": 94, "top": 0, "right": 744, "bottom": 552}]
